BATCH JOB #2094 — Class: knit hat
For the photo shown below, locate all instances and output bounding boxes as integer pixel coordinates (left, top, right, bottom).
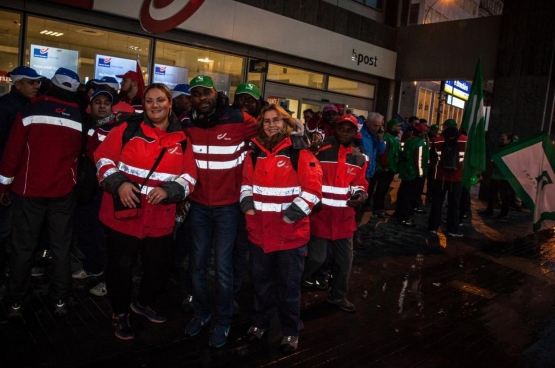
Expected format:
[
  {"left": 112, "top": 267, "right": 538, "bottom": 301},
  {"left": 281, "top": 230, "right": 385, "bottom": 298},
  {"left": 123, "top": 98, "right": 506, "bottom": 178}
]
[
  {"left": 443, "top": 119, "right": 457, "bottom": 128},
  {"left": 51, "top": 67, "right": 80, "bottom": 92},
  {"left": 386, "top": 118, "right": 401, "bottom": 129},
  {"left": 8, "top": 66, "right": 41, "bottom": 83},
  {"left": 235, "top": 83, "right": 260, "bottom": 99},
  {"left": 189, "top": 75, "right": 215, "bottom": 90},
  {"left": 335, "top": 114, "right": 358, "bottom": 129},
  {"left": 172, "top": 84, "right": 190, "bottom": 98},
  {"left": 430, "top": 124, "right": 440, "bottom": 131}
]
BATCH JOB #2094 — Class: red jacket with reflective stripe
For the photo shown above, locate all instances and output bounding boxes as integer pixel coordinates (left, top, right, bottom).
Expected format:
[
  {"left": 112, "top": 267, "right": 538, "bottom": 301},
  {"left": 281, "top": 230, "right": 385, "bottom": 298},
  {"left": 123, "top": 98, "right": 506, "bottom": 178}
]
[
  {"left": 241, "top": 137, "right": 322, "bottom": 253},
  {"left": 310, "top": 139, "right": 369, "bottom": 240},
  {"left": 94, "top": 120, "right": 197, "bottom": 238},
  {"left": 431, "top": 133, "right": 467, "bottom": 182},
  {"left": 0, "top": 95, "right": 82, "bottom": 197},
  {"left": 181, "top": 107, "right": 256, "bottom": 206}
]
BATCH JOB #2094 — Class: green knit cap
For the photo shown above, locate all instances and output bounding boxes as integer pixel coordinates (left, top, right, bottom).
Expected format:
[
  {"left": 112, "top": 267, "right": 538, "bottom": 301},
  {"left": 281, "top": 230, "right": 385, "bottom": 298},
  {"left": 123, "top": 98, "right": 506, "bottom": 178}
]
[
  {"left": 386, "top": 118, "right": 401, "bottom": 129},
  {"left": 430, "top": 124, "right": 439, "bottom": 131}
]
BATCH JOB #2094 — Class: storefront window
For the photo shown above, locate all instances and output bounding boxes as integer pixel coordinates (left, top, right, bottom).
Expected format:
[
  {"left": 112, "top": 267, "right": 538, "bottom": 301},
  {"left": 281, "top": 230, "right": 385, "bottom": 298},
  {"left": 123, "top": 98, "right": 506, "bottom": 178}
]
[
  {"left": 267, "top": 64, "right": 325, "bottom": 90},
  {"left": 328, "top": 76, "right": 375, "bottom": 99},
  {"left": 0, "top": 10, "right": 21, "bottom": 95},
  {"left": 155, "top": 41, "right": 245, "bottom": 98},
  {"left": 26, "top": 16, "right": 150, "bottom": 85}
]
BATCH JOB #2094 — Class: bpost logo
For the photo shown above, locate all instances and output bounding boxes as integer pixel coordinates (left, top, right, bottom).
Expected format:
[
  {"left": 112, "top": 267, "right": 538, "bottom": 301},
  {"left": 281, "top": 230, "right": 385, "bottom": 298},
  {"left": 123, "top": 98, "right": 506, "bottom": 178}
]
[
  {"left": 351, "top": 49, "right": 378, "bottom": 67},
  {"left": 155, "top": 66, "right": 167, "bottom": 75},
  {"left": 140, "top": 0, "right": 206, "bottom": 34},
  {"left": 33, "top": 48, "right": 49, "bottom": 59},
  {"left": 98, "top": 58, "right": 112, "bottom": 67}
]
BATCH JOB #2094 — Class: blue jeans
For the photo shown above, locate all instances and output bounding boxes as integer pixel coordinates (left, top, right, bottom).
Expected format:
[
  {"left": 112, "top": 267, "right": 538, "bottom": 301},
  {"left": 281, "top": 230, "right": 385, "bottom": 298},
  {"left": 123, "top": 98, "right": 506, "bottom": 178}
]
[
  {"left": 188, "top": 201, "right": 239, "bottom": 327},
  {"left": 250, "top": 241, "right": 306, "bottom": 336}
]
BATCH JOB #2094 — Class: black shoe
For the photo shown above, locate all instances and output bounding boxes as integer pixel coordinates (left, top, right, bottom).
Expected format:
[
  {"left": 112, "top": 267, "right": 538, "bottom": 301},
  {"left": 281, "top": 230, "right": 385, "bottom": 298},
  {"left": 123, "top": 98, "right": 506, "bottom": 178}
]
[
  {"left": 54, "top": 299, "right": 68, "bottom": 318},
  {"left": 281, "top": 335, "right": 299, "bottom": 354},
  {"left": 112, "top": 313, "right": 134, "bottom": 340},
  {"left": 327, "top": 297, "right": 356, "bottom": 312},
  {"left": 302, "top": 278, "right": 328, "bottom": 290},
  {"left": 371, "top": 211, "right": 385, "bottom": 220},
  {"left": 8, "top": 303, "right": 24, "bottom": 322},
  {"left": 399, "top": 219, "right": 416, "bottom": 227},
  {"left": 353, "top": 237, "right": 366, "bottom": 249},
  {"left": 247, "top": 326, "right": 266, "bottom": 342},
  {"left": 182, "top": 295, "right": 194, "bottom": 313},
  {"left": 494, "top": 214, "right": 507, "bottom": 222},
  {"left": 479, "top": 210, "right": 493, "bottom": 216},
  {"left": 413, "top": 207, "right": 426, "bottom": 214}
]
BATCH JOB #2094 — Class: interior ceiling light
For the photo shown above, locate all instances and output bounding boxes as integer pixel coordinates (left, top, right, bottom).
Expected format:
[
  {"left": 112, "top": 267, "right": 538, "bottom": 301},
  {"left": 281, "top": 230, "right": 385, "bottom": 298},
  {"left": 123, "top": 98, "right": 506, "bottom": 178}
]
[
  {"left": 198, "top": 58, "right": 214, "bottom": 63},
  {"left": 40, "top": 30, "right": 64, "bottom": 37},
  {"left": 128, "top": 46, "right": 143, "bottom": 51}
]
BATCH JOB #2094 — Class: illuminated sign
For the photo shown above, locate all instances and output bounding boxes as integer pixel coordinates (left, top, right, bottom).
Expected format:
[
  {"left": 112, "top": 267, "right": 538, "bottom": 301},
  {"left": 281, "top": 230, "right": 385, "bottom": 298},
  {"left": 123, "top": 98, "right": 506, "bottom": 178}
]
[
  {"left": 444, "top": 80, "right": 470, "bottom": 101},
  {"left": 30, "top": 44, "right": 79, "bottom": 79},
  {"left": 152, "top": 64, "right": 189, "bottom": 89},
  {"left": 94, "top": 54, "right": 136, "bottom": 81}
]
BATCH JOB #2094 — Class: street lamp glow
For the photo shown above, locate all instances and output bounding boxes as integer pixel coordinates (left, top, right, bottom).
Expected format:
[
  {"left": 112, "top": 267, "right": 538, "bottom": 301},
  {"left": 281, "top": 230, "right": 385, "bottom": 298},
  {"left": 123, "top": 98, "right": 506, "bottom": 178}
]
[{"left": 424, "top": 0, "right": 452, "bottom": 24}]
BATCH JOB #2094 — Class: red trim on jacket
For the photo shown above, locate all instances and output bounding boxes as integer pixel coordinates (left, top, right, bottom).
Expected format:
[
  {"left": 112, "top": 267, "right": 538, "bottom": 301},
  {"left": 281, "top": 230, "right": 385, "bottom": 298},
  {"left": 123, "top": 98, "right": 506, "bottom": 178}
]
[
  {"left": 241, "top": 137, "right": 322, "bottom": 253},
  {"left": 0, "top": 96, "right": 82, "bottom": 197},
  {"left": 310, "top": 142, "right": 368, "bottom": 240},
  {"left": 94, "top": 121, "right": 197, "bottom": 238}
]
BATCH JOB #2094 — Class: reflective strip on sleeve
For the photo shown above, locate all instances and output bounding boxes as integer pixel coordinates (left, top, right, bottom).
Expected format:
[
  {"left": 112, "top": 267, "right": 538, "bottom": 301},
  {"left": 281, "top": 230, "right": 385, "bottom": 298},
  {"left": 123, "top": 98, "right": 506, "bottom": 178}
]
[
  {"left": 118, "top": 162, "right": 179, "bottom": 182},
  {"left": 102, "top": 167, "right": 118, "bottom": 180},
  {"left": 0, "top": 174, "right": 14, "bottom": 185},
  {"left": 293, "top": 196, "right": 311, "bottom": 215},
  {"left": 254, "top": 201, "right": 291, "bottom": 212},
  {"left": 350, "top": 186, "right": 366, "bottom": 194},
  {"left": 87, "top": 129, "right": 95, "bottom": 136},
  {"left": 300, "top": 191, "right": 320, "bottom": 205},
  {"left": 96, "top": 158, "right": 116, "bottom": 171},
  {"left": 98, "top": 134, "right": 107, "bottom": 142},
  {"left": 240, "top": 185, "right": 253, "bottom": 202},
  {"left": 418, "top": 146, "right": 423, "bottom": 176}
]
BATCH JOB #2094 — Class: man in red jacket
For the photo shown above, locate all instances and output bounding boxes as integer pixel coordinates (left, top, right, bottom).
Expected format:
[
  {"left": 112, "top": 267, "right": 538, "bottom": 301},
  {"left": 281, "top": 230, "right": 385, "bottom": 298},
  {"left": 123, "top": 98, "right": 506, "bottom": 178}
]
[
  {"left": 304, "top": 115, "right": 368, "bottom": 312},
  {"left": 181, "top": 75, "right": 256, "bottom": 348},
  {"left": 0, "top": 68, "right": 83, "bottom": 320}
]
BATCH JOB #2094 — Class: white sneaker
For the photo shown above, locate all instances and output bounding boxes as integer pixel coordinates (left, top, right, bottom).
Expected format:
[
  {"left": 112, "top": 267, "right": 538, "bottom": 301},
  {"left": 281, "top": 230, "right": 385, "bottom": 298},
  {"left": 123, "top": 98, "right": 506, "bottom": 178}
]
[
  {"left": 89, "top": 282, "right": 107, "bottom": 296},
  {"left": 72, "top": 269, "right": 103, "bottom": 280}
]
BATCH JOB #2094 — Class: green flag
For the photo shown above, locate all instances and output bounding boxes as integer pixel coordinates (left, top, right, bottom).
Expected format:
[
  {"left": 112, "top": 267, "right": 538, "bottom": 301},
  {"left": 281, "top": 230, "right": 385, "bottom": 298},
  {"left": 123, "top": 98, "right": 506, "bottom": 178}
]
[
  {"left": 461, "top": 59, "right": 486, "bottom": 192},
  {"left": 492, "top": 133, "right": 555, "bottom": 232}
]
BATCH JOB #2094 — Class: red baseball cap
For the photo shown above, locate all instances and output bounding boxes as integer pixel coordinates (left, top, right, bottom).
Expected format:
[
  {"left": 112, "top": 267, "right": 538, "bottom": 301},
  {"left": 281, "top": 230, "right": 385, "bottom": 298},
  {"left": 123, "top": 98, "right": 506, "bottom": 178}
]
[
  {"left": 335, "top": 114, "right": 359, "bottom": 129},
  {"left": 115, "top": 70, "right": 139, "bottom": 82}
]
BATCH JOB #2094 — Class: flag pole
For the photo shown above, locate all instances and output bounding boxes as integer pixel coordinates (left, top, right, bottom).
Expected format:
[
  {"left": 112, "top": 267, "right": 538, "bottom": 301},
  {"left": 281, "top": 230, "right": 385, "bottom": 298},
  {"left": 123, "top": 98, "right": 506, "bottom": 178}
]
[{"left": 541, "top": 27, "right": 555, "bottom": 134}]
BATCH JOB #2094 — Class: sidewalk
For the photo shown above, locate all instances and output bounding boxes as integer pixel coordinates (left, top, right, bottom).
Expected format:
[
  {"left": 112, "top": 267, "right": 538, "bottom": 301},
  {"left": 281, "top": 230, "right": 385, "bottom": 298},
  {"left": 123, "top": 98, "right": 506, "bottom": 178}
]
[{"left": 1, "top": 179, "right": 555, "bottom": 368}]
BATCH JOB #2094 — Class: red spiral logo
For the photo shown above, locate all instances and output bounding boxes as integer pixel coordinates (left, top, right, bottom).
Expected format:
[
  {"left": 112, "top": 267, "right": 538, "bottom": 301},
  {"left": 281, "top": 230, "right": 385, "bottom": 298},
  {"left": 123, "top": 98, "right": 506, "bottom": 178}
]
[{"left": 140, "top": 0, "right": 205, "bottom": 34}]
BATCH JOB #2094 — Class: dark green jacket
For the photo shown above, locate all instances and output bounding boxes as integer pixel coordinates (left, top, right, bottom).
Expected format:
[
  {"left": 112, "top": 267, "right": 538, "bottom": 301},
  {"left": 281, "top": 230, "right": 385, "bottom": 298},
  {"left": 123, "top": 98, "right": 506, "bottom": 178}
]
[
  {"left": 399, "top": 136, "right": 426, "bottom": 181},
  {"left": 375, "top": 132, "right": 401, "bottom": 174}
]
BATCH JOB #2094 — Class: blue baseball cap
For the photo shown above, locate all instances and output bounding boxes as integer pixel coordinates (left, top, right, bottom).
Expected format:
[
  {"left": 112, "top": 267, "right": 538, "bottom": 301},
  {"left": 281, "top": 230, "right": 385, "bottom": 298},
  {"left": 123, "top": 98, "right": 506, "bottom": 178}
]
[
  {"left": 51, "top": 67, "right": 80, "bottom": 92},
  {"left": 172, "top": 84, "right": 190, "bottom": 98},
  {"left": 93, "top": 76, "right": 119, "bottom": 91},
  {"left": 7, "top": 66, "right": 41, "bottom": 82}
]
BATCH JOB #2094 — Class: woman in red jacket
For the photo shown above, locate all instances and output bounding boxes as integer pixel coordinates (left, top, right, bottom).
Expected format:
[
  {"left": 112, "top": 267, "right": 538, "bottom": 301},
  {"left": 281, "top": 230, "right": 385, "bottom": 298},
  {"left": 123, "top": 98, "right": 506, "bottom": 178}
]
[
  {"left": 240, "top": 104, "right": 322, "bottom": 354},
  {"left": 94, "top": 83, "right": 197, "bottom": 340}
]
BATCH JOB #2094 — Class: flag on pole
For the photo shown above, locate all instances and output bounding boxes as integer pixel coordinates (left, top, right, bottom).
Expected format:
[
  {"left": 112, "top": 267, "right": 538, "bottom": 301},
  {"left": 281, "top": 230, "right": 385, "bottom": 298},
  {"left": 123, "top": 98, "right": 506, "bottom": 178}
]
[
  {"left": 461, "top": 58, "right": 486, "bottom": 192},
  {"left": 136, "top": 55, "right": 146, "bottom": 105},
  {"left": 492, "top": 132, "right": 555, "bottom": 232}
]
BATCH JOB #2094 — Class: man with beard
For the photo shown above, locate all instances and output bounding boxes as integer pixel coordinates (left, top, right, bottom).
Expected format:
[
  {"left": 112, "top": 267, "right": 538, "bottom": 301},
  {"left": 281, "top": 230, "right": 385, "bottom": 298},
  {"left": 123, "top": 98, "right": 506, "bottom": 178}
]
[
  {"left": 115, "top": 70, "right": 143, "bottom": 106},
  {"left": 306, "top": 104, "right": 339, "bottom": 143},
  {"left": 172, "top": 84, "right": 192, "bottom": 117},
  {"left": 180, "top": 76, "right": 256, "bottom": 348}
]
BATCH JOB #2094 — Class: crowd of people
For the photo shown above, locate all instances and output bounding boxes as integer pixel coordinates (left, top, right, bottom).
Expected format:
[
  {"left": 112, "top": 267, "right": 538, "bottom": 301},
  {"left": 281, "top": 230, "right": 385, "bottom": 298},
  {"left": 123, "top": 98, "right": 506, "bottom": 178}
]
[{"left": 0, "top": 64, "right": 485, "bottom": 353}]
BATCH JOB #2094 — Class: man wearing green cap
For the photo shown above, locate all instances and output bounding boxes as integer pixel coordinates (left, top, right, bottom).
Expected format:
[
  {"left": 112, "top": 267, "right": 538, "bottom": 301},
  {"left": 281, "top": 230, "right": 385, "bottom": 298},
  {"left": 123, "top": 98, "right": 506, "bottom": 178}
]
[
  {"left": 428, "top": 119, "right": 467, "bottom": 237},
  {"left": 180, "top": 75, "right": 257, "bottom": 348},
  {"left": 232, "top": 83, "right": 262, "bottom": 118},
  {"left": 371, "top": 118, "right": 402, "bottom": 219}
]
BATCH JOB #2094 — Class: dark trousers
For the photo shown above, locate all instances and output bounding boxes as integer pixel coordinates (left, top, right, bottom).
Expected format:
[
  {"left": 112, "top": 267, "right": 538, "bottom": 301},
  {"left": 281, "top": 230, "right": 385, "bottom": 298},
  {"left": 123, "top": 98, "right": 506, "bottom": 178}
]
[
  {"left": 372, "top": 170, "right": 396, "bottom": 212},
  {"left": 7, "top": 193, "right": 75, "bottom": 304},
  {"left": 74, "top": 191, "right": 106, "bottom": 280},
  {"left": 428, "top": 180, "right": 462, "bottom": 233},
  {"left": 312, "top": 244, "right": 332, "bottom": 284},
  {"left": 188, "top": 201, "right": 239, "bottom": 327},
  {"left": 105, "top": 227, "right": 174, "bottom": 315},
  {"left": 0, "top": 203, "right": 11, "bottom": 285},
  {"left": 486, "top": 179, "right": 512, "bottom": 216},
  {"left": 355, "top": 177, "right": 371, "bottom": 225},
  {"left": 174, "top": 215, "right": 193, "bottom": 295},
  {"left": 303, "top": 236, "right": 353, "bottom": 300},
  {"left": 412, "top": 176, "right": 426, "bottom": 208},
  {"left": 233, "top": 214, "right": 249, "bottom": 296},
  {"left": 459, "top": 187, "right": 471, "bottom": 221},
  {"left": 250, "top": 241, "right": 306, "bottom": 336},
  {"left": 395, "top": 178, "right": 420, "bottom": 221}
]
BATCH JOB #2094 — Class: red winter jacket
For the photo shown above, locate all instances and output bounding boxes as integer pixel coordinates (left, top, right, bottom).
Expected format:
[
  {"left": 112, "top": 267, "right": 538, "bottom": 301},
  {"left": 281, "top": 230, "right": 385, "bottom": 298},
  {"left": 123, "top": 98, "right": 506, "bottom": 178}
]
[
  {"left": 310, "top": 138, "right": 369, "bottom": 240},
  {"left": 181, "top": 106, "right": 256, "bottom": 206},
  {"left": 94, "top": 117, "right": 197, "bottom": 238},
  {"left": 431, "top": 131, "right": 467, "bottom": 182},
  {"left": 0, "top": 95, "right": 82, "bottom": 197},
  {"left": 240, "top": 136, "right": 323, "bottom": 253}
]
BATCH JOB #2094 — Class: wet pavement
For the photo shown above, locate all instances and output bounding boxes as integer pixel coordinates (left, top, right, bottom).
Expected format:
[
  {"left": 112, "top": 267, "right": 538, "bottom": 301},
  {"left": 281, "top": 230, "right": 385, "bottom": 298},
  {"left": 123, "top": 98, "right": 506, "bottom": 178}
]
[{"left": 2, "top": 178, "right": 555, "bottom": 368}]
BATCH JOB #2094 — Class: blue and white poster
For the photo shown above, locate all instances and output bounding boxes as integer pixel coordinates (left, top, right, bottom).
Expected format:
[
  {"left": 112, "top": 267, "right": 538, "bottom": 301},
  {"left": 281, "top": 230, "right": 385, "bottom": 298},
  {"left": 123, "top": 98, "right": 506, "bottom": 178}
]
[
  {"left": 152, "top": 64, "right": 188, "bottom": 89},
  {"left": 94, "top": 54, "right": 136, "bottom": 81},
  {"left": 30, "top": 44, "right": 79, "bottom": 79}
]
